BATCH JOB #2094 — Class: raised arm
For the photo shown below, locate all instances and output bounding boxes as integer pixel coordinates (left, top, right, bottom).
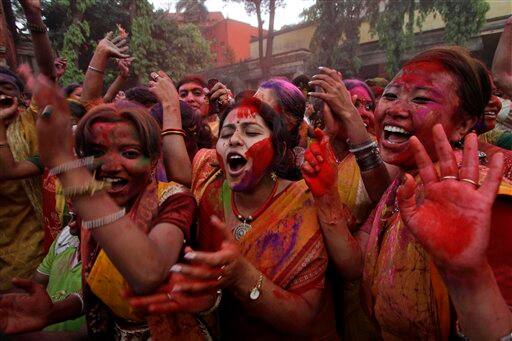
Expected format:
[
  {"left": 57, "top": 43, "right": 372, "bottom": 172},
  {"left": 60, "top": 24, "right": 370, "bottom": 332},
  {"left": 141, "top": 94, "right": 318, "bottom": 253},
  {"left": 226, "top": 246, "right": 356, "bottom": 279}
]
[
  {"left": 301, "top": 129, "right": 362, "bottom": 279},
  {"left": 492, "top": 16, "right": 512, "bottom": 97},
  {"left": 103, "top": 58, "right": 132, "bottom": 103},
  {"left": 148, "top": 71, "right": 192, "bottom": 186},
  {"left": 32, "top": 75, "right": 184, "bottom": 295},
  {"left": 80, "top": 32, "right": 129, "bottom": 105},
  {"left": 18, "top": 0, "right": 55, "bottom": 80},
  {"left": 309, "top": 67, "right": 391, "bottom": 202},
  {"left": 398, "top": 125, "right": 512, "bottom": 340}
]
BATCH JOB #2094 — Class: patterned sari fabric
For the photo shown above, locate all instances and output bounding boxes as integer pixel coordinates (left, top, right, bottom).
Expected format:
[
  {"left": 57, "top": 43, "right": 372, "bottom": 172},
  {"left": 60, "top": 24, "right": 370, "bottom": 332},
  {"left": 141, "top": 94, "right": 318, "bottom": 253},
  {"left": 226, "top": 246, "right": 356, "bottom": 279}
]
[
  {"left": 81, "top": 179, "right": 208, "bottom": 340},
  {"left": 478, "top": 141, "right": 512, "bottom": 180},
  {"left": 335, "top": 153, "right": 378, "bottom": 341},
  {"left": 0, "top": 104, "right": 44, "bottom": 291},
  {"left": 361, "top": 167, "right": 512, "bottom": 340},
  {"left": 191, "top": 149, "right": 335, "bottom": 340}
]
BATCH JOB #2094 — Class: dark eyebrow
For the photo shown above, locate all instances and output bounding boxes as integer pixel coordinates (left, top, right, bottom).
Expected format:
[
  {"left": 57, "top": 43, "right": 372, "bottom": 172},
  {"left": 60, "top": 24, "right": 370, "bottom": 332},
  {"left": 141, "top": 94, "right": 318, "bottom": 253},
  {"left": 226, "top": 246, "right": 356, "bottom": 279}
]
[
  {"left": 240, "top": 122, "right": 263, "bottom": 129},
  {"left": 414, "top": 86, "right": 443, "bottom": 97}
]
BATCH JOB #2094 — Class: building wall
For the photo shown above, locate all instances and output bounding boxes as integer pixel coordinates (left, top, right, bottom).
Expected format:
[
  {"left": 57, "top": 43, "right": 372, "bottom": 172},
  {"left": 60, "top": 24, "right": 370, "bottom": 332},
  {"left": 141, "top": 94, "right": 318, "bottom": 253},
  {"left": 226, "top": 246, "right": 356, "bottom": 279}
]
[
  {"left": 250, "top": 1, "right": 512, "bottom": 58},
  {"left": 205, "top": 19, "right": 259, "bottom": 66},
  {"left": 250, "top": 23, "right": 316, "bottom": 58}
]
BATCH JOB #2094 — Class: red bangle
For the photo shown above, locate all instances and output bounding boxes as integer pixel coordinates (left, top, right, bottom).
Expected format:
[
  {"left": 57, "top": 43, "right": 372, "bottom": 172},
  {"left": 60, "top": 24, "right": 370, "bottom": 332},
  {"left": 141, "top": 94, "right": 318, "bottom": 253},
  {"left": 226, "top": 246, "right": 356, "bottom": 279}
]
[{"left": 161, "top": 128, "right": 186, "bottom": 137}]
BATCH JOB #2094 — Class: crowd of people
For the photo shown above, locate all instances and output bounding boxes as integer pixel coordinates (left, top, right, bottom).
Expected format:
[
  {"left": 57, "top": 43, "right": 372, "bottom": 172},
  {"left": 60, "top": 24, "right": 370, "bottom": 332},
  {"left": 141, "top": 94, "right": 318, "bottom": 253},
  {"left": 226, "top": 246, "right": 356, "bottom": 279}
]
[{"left": 0, "top": 1, "right": 511, "bottom": 340}]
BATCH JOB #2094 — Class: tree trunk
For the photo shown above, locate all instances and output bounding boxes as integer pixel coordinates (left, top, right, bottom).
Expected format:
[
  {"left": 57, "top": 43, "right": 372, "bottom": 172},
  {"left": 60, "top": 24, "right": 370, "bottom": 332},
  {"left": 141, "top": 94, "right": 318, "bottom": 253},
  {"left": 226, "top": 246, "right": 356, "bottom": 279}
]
[
  {"left": 262, "top": 0, "right": 275, "bottom": 80},
  {"left": 255, "top": 1, "right": 265, "bottom": 78}
]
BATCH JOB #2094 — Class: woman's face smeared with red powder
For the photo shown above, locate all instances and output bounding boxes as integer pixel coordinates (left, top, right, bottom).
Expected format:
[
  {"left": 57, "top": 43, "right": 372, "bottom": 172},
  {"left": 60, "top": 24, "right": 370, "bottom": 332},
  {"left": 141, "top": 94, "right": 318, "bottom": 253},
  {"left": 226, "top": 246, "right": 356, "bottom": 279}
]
[
  {"left": 374, "top": 61, "right": 463, "bottom": 169},
  {"left": 88, "top": 121, "right": 152, "bottom": 207},
  {"left": 216, "top": 106, "right": 275, "bottom": 192}
]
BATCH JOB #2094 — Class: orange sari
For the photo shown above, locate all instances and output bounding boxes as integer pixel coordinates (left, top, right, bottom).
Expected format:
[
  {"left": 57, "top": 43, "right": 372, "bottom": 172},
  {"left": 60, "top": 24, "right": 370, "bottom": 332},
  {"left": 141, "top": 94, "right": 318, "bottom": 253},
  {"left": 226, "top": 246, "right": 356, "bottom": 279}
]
[
  {"left": 192, "top": 149, "right": 335, "bottom": 340},
  {"left": 361, "top": 167, "right": 512, "bottom": 340}
]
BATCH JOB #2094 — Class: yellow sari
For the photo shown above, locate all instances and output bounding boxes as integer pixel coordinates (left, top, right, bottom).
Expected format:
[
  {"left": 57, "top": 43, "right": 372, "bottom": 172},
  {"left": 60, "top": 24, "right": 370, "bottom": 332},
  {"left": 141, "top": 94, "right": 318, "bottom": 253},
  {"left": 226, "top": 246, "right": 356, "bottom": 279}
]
[
  {"left": 362, "top": 169, "right": 512, "bottom": 340},
  {"left": 0, "top": 104, "right": 44, "bottom": 291},
  {"left": 192, "top": 149, "right": 334, "bottom": 340}
]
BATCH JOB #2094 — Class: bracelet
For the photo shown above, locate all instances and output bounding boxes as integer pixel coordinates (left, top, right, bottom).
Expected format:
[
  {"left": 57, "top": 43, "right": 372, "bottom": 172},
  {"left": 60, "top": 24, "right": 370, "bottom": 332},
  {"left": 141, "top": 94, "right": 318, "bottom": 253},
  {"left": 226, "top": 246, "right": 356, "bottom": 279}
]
[
  {"left": 249, "top": 274, "right": 264, "bottom": 300},
  {"left": 161, "top": 128, "right": 186, "bottom": 137},
  {"left": 348, "top": 140, "right": 377, "bottom": 154},
  {"left": 0, "top": 142, "right": 9, "bottom": 148},
  {"left": 355, "top": 147, "right": 383, "bottom": 172},
  {"left": 67, "top": 292, "right": 84, "bottom": 314},
  {"left": 27, "top": 23, "right": 48, "bottom": 33},
  {"left": 88, "top": 65, "right": 105, "bottom": 74},
  {"left": 49, "top": 156, "right": 95, "bottom": 176},
  {"left": 198, "top": 290, "right": 222, "bottom": 316},
  {"left": 60, "top": 180, "right": 110, "bottom": 199},
  {"left": 82, "top": 208, "right": 126, "bottom": 230}
]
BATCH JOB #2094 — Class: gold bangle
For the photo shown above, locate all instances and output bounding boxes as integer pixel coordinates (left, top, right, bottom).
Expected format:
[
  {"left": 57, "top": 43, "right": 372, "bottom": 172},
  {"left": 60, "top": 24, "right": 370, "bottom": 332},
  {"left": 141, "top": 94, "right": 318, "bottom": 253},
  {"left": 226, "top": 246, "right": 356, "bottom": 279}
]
[
  {"left": 161, "top": 128, "right": 186, "bottom": 137},
  {"left": 88, "top": 65, "right": 105, "bottom": 74},
  {"left": 60, "top": 180, "right": 110, "bottom": 199}
]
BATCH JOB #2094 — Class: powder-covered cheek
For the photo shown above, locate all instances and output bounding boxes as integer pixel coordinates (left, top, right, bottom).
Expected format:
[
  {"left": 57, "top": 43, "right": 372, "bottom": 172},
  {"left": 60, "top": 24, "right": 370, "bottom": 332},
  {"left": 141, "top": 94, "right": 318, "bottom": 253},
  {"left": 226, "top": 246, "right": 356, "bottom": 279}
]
[{"left": 245, "top": 138, "right": 275, "bottom": 179}]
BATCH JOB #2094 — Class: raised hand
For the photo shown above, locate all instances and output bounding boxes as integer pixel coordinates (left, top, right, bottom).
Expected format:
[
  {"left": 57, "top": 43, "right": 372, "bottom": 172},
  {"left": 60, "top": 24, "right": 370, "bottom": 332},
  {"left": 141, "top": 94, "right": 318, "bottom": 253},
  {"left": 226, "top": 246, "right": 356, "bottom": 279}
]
[
  {"left": 309, "top": 67, "right": 358, "bottom": 122},
  {"left": 397, "top": 124, "right": 504, "bottom": 276},
  {"left": 96, "top": 32, "right": 130, "bottom": 59},
  {"left": 0, "top": 278, "right": 53, "bottom": 334},
  {"left": 54, "top": 57, "right": 67, "bottom": 81},
  {"left": 28, "top": 71, "right": 75, "bottom": 169},
  {"left": 148, "top": 71, "right": 179, "bottom": 106},
  {"left": 208, "top": 82, "right": 234, "bottom": 110},
  {"left": 301, "top": 129, "right": 338, "bottom": 198},
  {"left": 117, "top": 58, "right": 133, "bottom": 78}
]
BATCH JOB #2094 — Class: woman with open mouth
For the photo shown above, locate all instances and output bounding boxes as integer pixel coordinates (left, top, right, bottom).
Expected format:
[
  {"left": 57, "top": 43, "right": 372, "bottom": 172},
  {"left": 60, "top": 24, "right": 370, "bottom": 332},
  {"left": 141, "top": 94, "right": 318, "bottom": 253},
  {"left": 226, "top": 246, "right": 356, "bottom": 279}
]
[
  {"left": 0, "top": 74, "right": 213, "bottom": 339},
  {"left": 358, "top": 46, "right": 512, "bottom": 339},
  {"left": 129, "top": 96, "right": 361, "bottom": 339}
]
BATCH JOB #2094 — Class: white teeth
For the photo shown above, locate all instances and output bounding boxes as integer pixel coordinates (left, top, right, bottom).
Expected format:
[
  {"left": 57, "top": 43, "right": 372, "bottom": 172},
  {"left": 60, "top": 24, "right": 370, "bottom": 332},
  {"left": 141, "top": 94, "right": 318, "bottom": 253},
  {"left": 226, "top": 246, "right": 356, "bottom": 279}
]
[
  {"left": 102, "top": 177, "right": 123, "bottom": 183},
  {"left": 384, "top": 125, "right": 409, "bottom": 134},
  {"left": 228, "top": 155, "right": 244, "bottom": 160}
]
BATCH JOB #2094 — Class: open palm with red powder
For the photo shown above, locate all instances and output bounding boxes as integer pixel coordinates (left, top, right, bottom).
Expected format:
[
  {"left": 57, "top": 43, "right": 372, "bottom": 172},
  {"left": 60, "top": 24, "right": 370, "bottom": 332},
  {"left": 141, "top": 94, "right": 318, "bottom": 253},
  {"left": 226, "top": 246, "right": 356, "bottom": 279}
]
[{"left": 397, "top": 124, "right": 504, "bottom": 275}]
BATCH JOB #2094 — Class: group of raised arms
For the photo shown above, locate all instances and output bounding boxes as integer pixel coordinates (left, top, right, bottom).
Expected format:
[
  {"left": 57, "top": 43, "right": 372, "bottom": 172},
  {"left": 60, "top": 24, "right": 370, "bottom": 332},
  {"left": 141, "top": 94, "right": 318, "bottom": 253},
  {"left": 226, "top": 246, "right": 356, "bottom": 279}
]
[{"left": 0, "top": 2, "right": 511, "bottom": 340}]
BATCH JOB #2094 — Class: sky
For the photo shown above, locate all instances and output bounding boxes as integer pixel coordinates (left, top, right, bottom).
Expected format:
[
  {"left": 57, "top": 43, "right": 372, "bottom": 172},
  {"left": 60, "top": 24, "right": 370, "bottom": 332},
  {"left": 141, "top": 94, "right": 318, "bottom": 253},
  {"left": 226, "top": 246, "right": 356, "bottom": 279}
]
[{"left": 149, "top": 0, "right": 316, "bottom": 30}]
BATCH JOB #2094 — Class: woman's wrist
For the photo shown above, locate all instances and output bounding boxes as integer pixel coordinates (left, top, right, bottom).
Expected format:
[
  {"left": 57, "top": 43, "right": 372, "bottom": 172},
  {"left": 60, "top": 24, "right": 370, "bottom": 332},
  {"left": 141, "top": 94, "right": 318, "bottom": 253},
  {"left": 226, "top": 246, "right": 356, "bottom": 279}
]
[{"left": 440, "top": 260, "right": 493, "bottom": 291}]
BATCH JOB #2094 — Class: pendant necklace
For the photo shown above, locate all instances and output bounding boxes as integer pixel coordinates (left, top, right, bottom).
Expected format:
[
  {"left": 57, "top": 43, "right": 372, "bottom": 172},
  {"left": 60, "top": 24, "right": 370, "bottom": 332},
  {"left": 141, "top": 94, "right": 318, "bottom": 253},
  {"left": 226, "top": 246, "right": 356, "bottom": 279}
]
[{"left": 231, "top": 179, "right": 279, "bottom": 241}]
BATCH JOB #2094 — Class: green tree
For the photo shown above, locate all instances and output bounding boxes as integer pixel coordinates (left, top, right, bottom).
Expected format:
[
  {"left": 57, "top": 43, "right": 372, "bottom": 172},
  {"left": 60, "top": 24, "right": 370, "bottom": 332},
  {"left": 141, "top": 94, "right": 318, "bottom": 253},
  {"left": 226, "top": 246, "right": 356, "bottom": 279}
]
[
  {"left": 34, "top": 0, "right": 210, "bottom": 84},
  {"left": 366, "top": 0, "right": 490, "bottom": 75},
  {"left": 302, "top": 0, "right": 362, "bottom": 77},
  {"left": 58, "top": 0, "right": 96, "bottom": 85},
  {"left": 175, "top": 0, "right": 208, "bottom": 24},
  {"left": 303, "top": 0, "right": 490, "bottom": 77}
]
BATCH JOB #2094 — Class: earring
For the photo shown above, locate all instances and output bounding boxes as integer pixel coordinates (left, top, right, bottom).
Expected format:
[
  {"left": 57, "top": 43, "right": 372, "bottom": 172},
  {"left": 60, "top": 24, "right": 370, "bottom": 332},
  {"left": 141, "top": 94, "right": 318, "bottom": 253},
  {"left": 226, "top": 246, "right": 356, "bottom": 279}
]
[{"left": 270, "top": 172, "right": 278, "bottom": 182}]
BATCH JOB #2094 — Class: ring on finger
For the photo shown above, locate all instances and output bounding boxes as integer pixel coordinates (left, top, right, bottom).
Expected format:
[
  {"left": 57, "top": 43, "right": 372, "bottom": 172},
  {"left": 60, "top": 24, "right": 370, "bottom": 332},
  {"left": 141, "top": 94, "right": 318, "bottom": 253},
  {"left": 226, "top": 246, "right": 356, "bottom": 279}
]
[
  {"left": 42, "top": 105, "right": 53, "bottom": 119},
  {"left": 440, "top": 175, "right": 458, "bottom": 181},
  {"left": 460, "top": 178, "right": 478, "bottom": 188}
]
